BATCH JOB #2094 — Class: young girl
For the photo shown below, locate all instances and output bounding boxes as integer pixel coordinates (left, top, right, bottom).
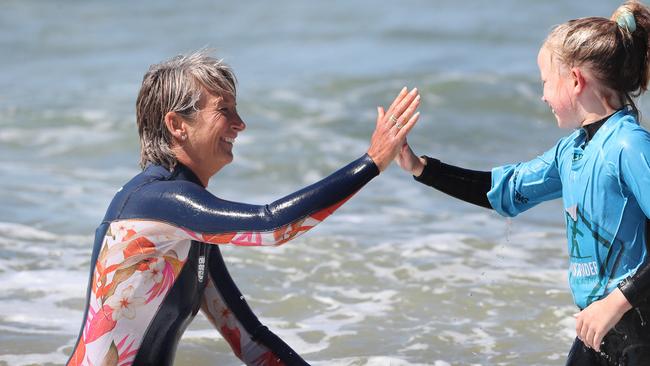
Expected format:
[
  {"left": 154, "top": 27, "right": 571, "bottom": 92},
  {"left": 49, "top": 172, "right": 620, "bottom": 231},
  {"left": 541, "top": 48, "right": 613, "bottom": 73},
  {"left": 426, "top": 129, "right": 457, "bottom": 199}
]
[{"left": 395, "top": 1, "right": 650, "bottom": 365}]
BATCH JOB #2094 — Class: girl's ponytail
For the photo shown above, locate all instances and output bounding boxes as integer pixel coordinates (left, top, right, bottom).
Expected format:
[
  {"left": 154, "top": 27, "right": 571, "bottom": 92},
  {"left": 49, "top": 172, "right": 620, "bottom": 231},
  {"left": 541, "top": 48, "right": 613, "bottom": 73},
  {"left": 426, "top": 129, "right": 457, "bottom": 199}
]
[{"left": 611, "top": 1, "right": 650, "bottom": 99}]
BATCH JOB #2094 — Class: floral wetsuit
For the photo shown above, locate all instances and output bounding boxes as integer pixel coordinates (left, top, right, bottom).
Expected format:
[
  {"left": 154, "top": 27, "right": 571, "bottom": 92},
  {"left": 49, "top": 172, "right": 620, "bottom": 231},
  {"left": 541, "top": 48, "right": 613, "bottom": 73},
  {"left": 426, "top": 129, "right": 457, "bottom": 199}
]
[{"left": 67, "top": 154, "right": 379, "bottom": 366}]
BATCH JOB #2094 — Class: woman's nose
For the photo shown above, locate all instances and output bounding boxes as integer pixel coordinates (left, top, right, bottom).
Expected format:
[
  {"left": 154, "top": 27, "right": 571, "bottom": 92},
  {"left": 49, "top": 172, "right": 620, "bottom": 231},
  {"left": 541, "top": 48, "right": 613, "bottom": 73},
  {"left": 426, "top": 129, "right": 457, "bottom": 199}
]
[{"left": 232, "top": 114, "right": 246, "bottom": 131}]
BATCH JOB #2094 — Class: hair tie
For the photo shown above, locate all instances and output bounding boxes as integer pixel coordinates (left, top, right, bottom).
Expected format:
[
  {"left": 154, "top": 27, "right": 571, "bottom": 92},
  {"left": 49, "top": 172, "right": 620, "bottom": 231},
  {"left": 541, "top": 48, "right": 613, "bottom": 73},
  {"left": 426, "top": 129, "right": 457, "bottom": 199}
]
[{"left": 616, "top": 9, "right": 637, "bottom": 33}]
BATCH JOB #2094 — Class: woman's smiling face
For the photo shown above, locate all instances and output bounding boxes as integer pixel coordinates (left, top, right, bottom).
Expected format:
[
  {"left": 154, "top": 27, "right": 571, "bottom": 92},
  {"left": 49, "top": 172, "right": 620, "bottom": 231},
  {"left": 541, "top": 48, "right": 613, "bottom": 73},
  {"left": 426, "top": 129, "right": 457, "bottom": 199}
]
[{"left": 184, "top": 90, "right": 246, "bottom": 180}]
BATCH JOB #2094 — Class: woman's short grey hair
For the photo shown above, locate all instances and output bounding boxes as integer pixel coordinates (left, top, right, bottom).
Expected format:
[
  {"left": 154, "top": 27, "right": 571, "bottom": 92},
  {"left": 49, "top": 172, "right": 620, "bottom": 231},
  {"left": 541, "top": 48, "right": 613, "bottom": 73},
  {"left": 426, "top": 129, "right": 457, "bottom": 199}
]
[{"left": 135, "top": 49, "right": 237, "bottom": 170}]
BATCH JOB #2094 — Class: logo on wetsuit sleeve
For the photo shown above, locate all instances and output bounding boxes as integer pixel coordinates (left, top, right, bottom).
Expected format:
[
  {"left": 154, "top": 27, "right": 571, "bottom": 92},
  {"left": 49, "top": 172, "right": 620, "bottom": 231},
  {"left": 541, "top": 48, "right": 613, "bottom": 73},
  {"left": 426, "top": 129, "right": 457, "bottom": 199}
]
[
  {"left": 198, "top": 256, "right": 205, "bottom": 283},
  {"left": 572, "top": 151, "right": 583, "bottom": 162}
]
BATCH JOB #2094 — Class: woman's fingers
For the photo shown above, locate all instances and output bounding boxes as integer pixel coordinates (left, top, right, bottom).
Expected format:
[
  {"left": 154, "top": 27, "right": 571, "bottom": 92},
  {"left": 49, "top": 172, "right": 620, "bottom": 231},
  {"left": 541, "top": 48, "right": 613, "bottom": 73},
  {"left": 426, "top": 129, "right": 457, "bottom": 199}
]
[
  {"left": 376, "top": 106, "right": 386, "bottom": 128},
  {"left": 385, "top": 87, "right": 408, "bottom": 117},
  {"left": 396, "top": 111, "right": 421, "bottom": 140},
  {"left": 385, "top": 88, "right": 417, "bottom": 127},
  {"left": 388, "top": 88, "right": 418, "bottom": 123},
  {"left": 393, "top": 94, "right": 420, "bottom": 130},
  {"left": 394, "top": 95, "right": 420, "bottom": 134},
  {"left": 368, "top": 87, "right": 422, "bottom": 172}
]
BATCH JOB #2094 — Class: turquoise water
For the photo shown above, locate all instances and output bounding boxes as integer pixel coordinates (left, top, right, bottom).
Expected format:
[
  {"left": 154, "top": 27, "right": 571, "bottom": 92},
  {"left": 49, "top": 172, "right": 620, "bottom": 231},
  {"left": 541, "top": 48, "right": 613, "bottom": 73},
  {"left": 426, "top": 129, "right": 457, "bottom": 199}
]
[{"left": 1, "top": 1, "right": 647, "bottom": 365}]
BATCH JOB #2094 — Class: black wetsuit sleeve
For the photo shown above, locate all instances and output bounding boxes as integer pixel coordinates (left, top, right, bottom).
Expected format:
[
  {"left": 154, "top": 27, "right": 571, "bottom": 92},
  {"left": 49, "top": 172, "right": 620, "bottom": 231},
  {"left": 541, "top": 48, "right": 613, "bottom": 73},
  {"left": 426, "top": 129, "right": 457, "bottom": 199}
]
[
  {"left": 413, "top": 156, "right": 493, "bottom": 209},
  {"left": 619, "top": 268, "right": 650, "bottom": 307},
  {"left": 114, "top": 154, "right": 379, "bottom": 235},
  {"left": 618, "top": 221, "right": 650, "bottom": 307}
]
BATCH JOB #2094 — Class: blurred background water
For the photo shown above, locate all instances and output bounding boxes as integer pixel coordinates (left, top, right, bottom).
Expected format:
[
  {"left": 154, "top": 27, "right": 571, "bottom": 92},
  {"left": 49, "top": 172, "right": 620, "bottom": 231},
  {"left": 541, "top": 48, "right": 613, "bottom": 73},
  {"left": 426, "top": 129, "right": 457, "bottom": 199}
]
[{"left": 0, "top": 1, "right": 646, "bottom": 365}]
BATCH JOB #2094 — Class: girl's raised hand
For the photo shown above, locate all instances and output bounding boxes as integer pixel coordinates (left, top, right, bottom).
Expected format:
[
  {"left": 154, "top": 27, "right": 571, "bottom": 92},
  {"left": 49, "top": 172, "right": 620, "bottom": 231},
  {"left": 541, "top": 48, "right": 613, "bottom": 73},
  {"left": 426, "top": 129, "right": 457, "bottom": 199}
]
[{"left": 395, "top": 140, "right": 426, "bottom": 177}]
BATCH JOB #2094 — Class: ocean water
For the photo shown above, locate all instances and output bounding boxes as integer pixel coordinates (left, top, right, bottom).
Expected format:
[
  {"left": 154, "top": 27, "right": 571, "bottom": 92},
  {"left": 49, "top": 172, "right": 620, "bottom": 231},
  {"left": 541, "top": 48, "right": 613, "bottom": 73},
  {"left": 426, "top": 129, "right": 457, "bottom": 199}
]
[{"left": 1, "top": 1, "right": 647, "bottom": 365}]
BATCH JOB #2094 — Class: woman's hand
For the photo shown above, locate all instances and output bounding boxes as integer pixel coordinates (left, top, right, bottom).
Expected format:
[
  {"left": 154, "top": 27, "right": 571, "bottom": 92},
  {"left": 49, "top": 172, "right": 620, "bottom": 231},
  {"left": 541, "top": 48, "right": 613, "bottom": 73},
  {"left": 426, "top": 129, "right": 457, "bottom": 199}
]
[
  {"left": 395, "top": 141, "right": 426, "bottom": 176},
  {"left": 575, "top": 288, "right": 632, "bottom": 351},
  {"left": 367, "top": 87, "right": 421, "bottom": 172}
]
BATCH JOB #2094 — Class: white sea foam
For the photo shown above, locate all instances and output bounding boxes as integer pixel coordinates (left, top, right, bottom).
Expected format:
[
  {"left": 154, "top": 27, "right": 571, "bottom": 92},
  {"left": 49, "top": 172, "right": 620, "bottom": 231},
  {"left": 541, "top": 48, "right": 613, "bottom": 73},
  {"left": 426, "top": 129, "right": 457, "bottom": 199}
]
[
  {"left": 0, "top": 351, "right": 70, "bottom": 366},
  {"left": 0, "top": 206, "right": 574, "bottom": 364},
  {"left": 311, "top": 357, "right": 444, "bottom": 366},
  {"left": 0, "top": 270, "right": 87, "bottom": 334}
]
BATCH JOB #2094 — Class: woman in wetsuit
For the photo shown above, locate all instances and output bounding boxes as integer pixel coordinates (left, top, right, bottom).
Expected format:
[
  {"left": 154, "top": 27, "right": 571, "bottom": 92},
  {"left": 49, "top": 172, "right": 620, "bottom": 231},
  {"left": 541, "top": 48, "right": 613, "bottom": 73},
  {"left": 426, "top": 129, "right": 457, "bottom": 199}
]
[
  {"left": 396, "top": 2, "right": 650, "bottom": 365},
  {"left": 66, "top": 50, "right": 421, "bottom": 366}
]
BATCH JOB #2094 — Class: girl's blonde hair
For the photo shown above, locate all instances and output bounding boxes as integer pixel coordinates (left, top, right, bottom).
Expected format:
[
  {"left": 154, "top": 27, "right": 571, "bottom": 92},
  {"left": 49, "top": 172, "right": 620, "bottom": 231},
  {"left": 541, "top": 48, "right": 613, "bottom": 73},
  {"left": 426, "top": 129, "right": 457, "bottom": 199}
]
[{"left": 544, "top": 1, "right": 650, "bottom": 115}]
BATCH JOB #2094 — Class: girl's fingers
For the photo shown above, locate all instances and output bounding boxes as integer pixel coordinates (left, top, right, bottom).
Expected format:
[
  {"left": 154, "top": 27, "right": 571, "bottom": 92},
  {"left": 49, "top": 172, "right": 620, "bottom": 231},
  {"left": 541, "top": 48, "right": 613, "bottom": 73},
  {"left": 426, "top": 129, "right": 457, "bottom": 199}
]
[
  {"left": 575, "top": 316, "right": 586, "bottom": 344},
  {"left": 593, "top": 331, "right": 604, "bottom": 352},
  {"left": 586, "top": 327, "right": 597, "bottom": 349}
]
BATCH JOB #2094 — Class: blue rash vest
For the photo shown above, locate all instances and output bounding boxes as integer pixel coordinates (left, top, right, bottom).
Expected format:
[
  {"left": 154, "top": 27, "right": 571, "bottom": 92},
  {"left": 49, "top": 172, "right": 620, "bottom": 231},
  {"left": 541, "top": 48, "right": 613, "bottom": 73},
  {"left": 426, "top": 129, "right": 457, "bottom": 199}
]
[{"left": 488, "top": 109, "right": 650, "bottom": 309}]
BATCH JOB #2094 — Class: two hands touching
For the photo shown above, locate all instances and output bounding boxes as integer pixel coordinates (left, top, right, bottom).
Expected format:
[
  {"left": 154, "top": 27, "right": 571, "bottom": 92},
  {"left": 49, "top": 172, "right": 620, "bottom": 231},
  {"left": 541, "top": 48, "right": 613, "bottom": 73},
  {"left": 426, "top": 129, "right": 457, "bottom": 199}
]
[
  {"left": 366, "top": 87, "right": 421, "bottom": 172},
  {"left": 366, "top": 86, "right": 427, "bottom": 175}
]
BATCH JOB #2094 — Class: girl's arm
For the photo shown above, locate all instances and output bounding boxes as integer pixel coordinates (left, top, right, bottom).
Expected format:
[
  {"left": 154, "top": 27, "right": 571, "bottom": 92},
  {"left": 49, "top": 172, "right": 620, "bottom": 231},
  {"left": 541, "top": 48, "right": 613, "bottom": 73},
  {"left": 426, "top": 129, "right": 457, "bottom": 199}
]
[
  {"left": 397, "top": 140, "right": 564, "bottom": 216},
  {"left": 413, "top": 156, "right": 492, "bottom": 209}
]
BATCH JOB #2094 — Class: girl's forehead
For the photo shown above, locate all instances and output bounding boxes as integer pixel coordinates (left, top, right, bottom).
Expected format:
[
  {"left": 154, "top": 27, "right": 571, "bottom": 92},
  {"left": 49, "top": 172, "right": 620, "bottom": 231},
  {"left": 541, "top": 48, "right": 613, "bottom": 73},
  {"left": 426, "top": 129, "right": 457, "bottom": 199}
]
[
  {"left": 538, "top": 46, "right": 568, "bottom": 75},
  {"left": 537, "top": 47, "right": 553, "bottom": 69}
]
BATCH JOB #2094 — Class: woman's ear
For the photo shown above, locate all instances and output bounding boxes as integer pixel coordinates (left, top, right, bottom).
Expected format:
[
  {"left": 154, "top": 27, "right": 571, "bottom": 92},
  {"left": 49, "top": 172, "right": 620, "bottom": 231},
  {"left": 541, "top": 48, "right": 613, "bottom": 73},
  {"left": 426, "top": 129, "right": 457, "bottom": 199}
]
[{"left": 164, "top": 111, "right": 187, "bottom": 142}]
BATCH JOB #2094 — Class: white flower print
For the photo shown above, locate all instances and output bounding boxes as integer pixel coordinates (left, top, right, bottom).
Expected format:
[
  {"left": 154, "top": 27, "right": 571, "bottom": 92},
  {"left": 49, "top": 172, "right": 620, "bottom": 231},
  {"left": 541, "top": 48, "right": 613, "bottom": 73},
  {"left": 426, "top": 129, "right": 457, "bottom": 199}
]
[
  {"left": 113, "top": 222, "right": 130, "bottom": 239},
  {"left": 143, "top": 258, "right": 165, "bottom": 285},
  {"left": 106, "top": 285, "right": 146, "bottom": 321}
]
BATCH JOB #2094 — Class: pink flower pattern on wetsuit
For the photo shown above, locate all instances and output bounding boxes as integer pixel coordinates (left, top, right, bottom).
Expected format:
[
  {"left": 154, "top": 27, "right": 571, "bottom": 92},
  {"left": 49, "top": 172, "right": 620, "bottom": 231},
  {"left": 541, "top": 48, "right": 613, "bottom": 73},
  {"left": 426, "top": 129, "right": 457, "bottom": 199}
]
[{"left": 68, "top": 200, "right": 341, "bottom": 366}]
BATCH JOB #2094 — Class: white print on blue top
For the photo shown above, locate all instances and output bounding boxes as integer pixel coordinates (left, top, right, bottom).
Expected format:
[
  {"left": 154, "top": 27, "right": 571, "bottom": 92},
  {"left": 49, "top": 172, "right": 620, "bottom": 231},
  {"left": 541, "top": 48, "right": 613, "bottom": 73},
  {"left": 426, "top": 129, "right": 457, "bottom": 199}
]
[{"left": 487, "top": 109, "right": 650, "bottom": 309}]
